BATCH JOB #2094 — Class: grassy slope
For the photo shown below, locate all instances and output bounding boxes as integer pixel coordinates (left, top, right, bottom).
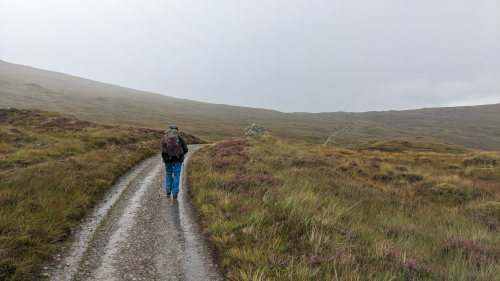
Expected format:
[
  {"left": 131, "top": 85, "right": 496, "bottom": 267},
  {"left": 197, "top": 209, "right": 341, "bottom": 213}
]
[
  {"left": 1, "top": 60, "right": 500, "bottom": 150},
  {"left": 0, "top": 109, "right": 202, "bottom": 280},
  {"left": 187, "top": 137, "right": 500, "bottom": 280},
  {"left": 351, "top": 137, "right": 469, "bottom": 154},
  {"left": 326, "top": 106, "right": 500, "bottom": 151}
]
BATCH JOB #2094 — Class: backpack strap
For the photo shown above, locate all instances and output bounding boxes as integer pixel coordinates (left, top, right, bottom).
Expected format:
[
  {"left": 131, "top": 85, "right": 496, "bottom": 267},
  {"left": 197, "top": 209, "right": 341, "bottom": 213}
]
[
  {"left": 165, "top": 134, "right": 172, "bottom": 155},
  {"left": 174, "top": 135, "right": 180, "bottom": 155}
]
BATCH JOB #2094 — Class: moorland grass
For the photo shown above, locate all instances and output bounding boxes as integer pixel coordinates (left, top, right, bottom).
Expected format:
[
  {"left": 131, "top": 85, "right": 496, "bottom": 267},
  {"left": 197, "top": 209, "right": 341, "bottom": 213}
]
[
  {"left": 187, "top": 136, "right": 500, "bottom": 280},
  {"left": 0, "top": 109, "right": 202, "bottom": 280},
  {"left": 351, "top": 137, "right": 469, "bottom": 154}
]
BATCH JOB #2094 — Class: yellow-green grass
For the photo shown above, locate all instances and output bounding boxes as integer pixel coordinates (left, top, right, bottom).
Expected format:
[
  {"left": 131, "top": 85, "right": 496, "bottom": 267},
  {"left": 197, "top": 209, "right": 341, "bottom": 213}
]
[
  {"left": 0, "top": 109, "right": 202, "bottom": 280},
  {"left": 187, "top": 136, "right": 500, "bottom": 280}
]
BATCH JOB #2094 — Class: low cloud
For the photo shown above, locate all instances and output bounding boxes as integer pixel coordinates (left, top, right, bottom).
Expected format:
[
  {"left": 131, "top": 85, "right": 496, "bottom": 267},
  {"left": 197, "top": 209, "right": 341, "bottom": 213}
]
[{"left": 1, "top": 0, "right": 499, "bottom": 112}]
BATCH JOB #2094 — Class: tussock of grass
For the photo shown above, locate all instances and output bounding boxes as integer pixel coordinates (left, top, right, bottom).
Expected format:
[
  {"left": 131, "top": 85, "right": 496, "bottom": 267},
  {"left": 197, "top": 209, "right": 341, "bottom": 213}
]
[
  {"left": 187, "top": 136, "right": 500, "bottom": 280},
  {"left": 0, "top": 109, "right": 203, "bottom": 280}
]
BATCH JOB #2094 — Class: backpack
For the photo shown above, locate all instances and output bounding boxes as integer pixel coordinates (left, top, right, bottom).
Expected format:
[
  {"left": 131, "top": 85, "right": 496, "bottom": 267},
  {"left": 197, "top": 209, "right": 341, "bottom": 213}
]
[{"left": 162, "top": 129, "right": 184, "bottom": 160}]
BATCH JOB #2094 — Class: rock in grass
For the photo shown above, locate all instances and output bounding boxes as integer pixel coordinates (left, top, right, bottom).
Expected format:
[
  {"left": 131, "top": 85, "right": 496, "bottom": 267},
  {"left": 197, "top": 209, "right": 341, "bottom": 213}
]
[{"left": 244, "top": 123, "right": 269, "bottom": 137}]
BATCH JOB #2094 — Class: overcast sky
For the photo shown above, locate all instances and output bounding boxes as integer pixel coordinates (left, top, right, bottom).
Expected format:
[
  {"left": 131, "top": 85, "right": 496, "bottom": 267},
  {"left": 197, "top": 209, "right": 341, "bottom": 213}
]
[{"left": 1, "top": 0, "right": 499, "bottom": 112}]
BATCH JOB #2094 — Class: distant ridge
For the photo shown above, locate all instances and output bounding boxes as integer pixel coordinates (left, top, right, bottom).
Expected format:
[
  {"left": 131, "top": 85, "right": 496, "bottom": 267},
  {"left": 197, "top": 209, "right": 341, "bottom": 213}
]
[{"left": 1, "top": 59, "right": 500, "bottom": 150}]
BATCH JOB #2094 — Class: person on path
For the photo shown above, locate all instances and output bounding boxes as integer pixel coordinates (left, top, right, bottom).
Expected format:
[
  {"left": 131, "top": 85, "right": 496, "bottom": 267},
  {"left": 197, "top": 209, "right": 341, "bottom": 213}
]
[{"left": 162, "top": 125, "right": 188, "bottom": 199}]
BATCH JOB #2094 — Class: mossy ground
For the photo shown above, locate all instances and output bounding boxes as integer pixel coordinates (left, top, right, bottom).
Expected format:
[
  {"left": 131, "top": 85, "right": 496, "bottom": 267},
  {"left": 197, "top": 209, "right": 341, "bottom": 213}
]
[{"left": 187, "top": 136, "right": 500, "bottom": 280}]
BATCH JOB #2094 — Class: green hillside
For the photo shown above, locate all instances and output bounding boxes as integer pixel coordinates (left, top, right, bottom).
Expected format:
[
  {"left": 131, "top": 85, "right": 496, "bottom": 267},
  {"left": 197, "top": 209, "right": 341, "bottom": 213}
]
[{"left": 1, "top": 60, "right": 500, "bottom": 150}]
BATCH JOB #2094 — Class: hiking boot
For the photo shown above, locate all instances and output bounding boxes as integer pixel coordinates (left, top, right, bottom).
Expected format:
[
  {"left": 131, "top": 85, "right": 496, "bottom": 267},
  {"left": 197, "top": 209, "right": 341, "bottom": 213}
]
[
  {"left": 173, "top": 194, "right": 178, "bottom": 199},
  {"left": 166, "top": 190, "right": 171, "bottom": 196}
]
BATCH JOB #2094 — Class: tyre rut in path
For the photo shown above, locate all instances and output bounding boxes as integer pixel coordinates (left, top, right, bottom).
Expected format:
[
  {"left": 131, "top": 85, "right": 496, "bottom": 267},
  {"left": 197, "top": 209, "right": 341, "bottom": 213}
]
[{"left": 47, "top": 145, "right": 224, "bottom": 281}]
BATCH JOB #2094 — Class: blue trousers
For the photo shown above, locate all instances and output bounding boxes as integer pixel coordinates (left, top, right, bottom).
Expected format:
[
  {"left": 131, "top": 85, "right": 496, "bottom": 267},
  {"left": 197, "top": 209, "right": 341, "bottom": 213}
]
[{"left": 165, "top": 162, "right": 183, "bottom": 195}]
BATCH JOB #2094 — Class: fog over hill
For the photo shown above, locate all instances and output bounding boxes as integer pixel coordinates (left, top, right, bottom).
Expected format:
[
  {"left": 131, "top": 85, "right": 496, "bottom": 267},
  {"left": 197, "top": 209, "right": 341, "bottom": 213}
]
[{"left": 1, "top": 59, "right": 500, "bottom": 150}]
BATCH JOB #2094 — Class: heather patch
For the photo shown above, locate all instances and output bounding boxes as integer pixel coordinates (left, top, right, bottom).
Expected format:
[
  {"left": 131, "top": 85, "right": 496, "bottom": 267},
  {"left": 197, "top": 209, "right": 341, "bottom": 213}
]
[
  {"left": 443, "top": 238, "right": 500, "bottom": 263},
  {"left": 211, "top": 139, "right": 249, "bottom": 169}
]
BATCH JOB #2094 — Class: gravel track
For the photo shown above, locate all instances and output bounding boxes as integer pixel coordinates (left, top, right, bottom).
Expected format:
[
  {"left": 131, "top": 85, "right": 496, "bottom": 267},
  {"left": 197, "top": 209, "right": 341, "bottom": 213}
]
[
  {"left": 46, "top": 145, "right": 224, "bottom": 281},
  {"left": 322, "top": 127, "right": 351, "bottom": 146}
]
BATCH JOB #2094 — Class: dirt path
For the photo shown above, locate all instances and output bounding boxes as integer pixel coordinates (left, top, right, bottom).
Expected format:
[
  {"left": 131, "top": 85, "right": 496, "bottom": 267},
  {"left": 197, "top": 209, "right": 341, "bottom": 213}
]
[
  {"left": 322, "top": 127, "right": 350, "bottom": 146},
  {"left": 47, "top": 145, "right": 224, "bottom": 281}
]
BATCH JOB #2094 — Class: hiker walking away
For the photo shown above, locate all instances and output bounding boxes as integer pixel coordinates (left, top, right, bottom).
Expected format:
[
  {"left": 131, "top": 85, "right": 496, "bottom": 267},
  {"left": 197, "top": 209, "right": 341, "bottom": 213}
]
[{"left": 162, "top": 125, "right": 188, "bottom": 199}]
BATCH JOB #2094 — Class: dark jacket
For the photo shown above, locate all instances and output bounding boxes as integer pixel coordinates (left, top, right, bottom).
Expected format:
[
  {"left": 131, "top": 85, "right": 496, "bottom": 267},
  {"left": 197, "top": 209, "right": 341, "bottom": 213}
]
[{"left": 162, "top": 135, "right": 188, "bottom": 163}]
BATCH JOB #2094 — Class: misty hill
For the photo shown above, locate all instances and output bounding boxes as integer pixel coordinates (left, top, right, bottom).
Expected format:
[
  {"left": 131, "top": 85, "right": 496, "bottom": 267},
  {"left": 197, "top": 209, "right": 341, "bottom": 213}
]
[{"left": 1, "top": 59, "right": 500, "bottom": 150}]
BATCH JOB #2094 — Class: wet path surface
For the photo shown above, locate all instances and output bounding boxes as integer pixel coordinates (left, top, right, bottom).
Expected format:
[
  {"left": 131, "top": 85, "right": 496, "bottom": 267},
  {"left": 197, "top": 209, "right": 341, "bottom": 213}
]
[{"left": 47, "top": 145, "right": 224, "bottom": 281}]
